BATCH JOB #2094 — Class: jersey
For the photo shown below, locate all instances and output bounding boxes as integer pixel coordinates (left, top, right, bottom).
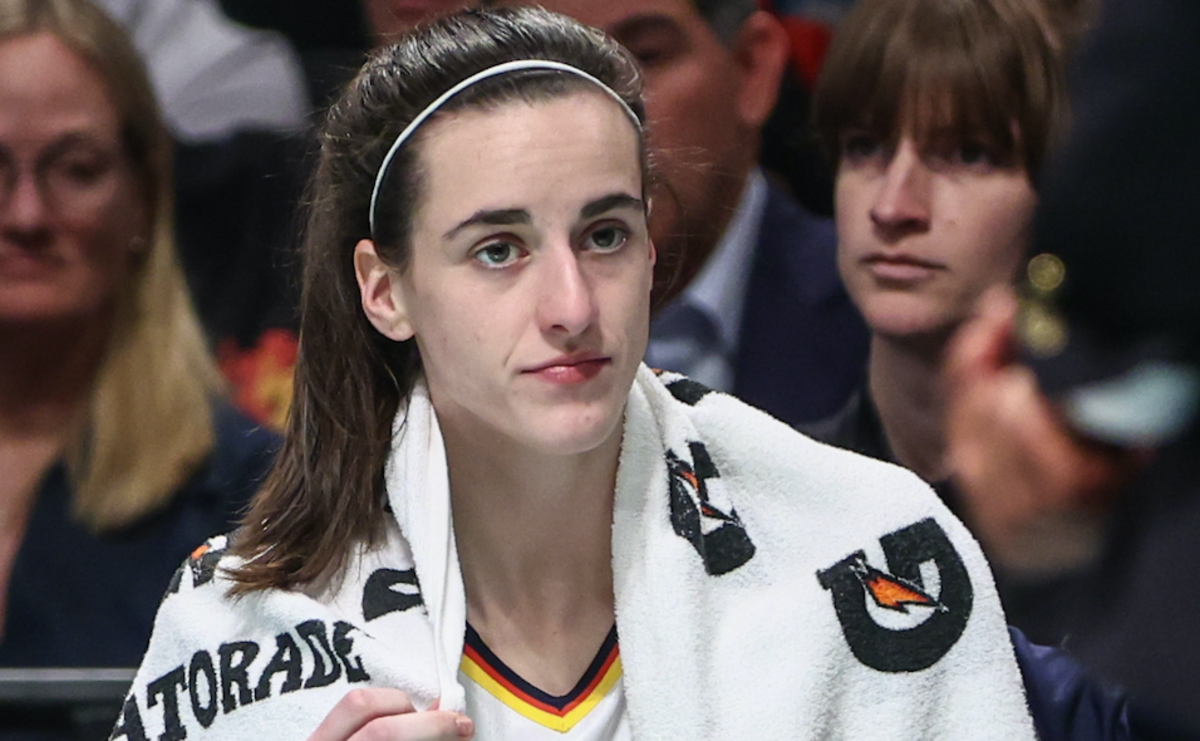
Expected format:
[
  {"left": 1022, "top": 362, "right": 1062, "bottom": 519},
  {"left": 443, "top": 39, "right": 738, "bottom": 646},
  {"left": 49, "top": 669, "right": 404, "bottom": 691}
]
[{"left": 459, "top": 624, "right": 630, "bottom": 740}]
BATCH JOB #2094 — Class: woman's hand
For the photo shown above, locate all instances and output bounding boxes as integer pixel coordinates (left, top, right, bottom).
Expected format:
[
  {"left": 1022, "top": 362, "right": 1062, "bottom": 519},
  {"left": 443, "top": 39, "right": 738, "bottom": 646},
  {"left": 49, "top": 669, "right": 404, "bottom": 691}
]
[{"left": 307, "top": 688, "right": 474, "bottom": 741}]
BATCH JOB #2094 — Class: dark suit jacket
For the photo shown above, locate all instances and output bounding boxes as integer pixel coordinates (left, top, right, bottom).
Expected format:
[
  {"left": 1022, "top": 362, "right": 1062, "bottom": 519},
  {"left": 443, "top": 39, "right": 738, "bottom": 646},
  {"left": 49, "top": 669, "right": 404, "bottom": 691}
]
[
  {"left": 0, "top": 405, "right": 278, "bottom": 739},
  {"left": 732, "top": 184, "right": 869, "bottom": 428}
]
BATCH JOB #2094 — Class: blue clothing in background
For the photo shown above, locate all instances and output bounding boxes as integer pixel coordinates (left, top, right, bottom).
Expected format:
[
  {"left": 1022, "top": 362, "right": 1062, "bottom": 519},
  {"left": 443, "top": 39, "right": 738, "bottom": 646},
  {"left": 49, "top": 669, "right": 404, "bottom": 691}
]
[
  {"left": 0, "top": 403, "right": 277, "bottom": 669},
  {"left": 733, "top": 184, "right": 869, "bottom": 427}
]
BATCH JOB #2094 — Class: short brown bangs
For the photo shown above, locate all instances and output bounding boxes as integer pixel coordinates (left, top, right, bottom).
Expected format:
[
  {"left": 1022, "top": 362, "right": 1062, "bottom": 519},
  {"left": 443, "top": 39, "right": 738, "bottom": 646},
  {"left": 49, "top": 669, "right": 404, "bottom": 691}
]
[{"left": 816, "top": 0, "right": 1062, "bottom": 174}]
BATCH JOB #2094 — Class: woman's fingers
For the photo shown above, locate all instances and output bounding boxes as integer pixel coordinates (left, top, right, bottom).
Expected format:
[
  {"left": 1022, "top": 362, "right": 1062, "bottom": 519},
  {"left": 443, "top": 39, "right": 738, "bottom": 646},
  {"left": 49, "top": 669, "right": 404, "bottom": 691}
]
[
  {"left": 308, "top": 688, "right": 415, "bottom": 741},
  {"left": 306, "top": 688, "right": 473, "bottom": 741},
  {"left": 353, "top": 708, "right": 473, "bottom": 741}
]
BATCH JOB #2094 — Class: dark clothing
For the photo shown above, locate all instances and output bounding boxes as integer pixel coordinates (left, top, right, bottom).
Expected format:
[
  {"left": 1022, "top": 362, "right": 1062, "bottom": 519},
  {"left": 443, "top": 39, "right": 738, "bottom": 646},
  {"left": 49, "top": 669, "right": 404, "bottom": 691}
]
[
  {"left": 174, "top": 132, "right": 310, "bottom": 428},
  {"left": 1012, "top": 0, "right": 1200, "bottom": 731},
  {"left": 798, "top": 389, "right": 962, "bottom": 515},
  {"left": 1030, "top": 0, "right": 1200, "bottom": 366},
  {"left": 1010, "top": 627, "right": 1135, "bottom": 741},
  {"left": 1003, "top": 436, "right": 1200, "bottom": 732},
  {"left": 799, "top": 387, "right": 890, "bottom": 462},
  {"left": 0, "top": 403, "right": 278, "bottom": 740},
  {"left": 174, "top": 132, "right": 307, "bottom": 351},
  {"left": 0, "top": 403, "right": 276, "bottom": 669},
  {"left": 733, "top": 186, "right": 869, "bottom": 427}
]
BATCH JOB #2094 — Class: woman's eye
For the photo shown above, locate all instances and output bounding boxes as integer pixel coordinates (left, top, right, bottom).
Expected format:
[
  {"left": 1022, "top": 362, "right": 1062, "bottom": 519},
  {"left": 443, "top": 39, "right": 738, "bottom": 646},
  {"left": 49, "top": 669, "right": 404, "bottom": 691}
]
[
  {"left": 49, "top": 150, "right": 112, "bottom": 186},
  {"left": 840, "top": 133, "right": 884, "bottom": 164},
  {"left": 586, "top": 225, "right": 628, "bottom": 252},
  {"left": 473, "top": 241, "right": 523, "bottom": 268},
  {"left": 955, "top": 142, "right": 996, "bottom": 167}
]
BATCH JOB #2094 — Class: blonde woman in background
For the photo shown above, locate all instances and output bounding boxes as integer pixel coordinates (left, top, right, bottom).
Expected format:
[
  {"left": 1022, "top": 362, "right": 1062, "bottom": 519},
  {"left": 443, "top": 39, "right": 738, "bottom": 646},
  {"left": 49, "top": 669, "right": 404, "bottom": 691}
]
[{"left": 0, "top": 0, "right": 276, "bottom": 679}]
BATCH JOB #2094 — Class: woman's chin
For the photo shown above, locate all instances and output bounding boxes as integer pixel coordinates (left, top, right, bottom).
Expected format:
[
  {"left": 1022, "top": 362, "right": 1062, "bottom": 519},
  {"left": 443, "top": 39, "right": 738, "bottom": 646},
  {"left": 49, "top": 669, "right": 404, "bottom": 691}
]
[{"left": 517, "top": 403, "right": 626, "bottom": 458}]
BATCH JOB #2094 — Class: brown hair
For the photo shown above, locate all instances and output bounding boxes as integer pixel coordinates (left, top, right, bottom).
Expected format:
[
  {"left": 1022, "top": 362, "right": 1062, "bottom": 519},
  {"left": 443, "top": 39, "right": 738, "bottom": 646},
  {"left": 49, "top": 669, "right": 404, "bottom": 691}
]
[
  {"left": 0, "top": 0, "right": 223, "bottom": 530},
  {"left": 229, "top": 6, "right": 646, "bottom": 593},
  {"left": 814, "top": 0, "right": 1083, "bottom": 177}
]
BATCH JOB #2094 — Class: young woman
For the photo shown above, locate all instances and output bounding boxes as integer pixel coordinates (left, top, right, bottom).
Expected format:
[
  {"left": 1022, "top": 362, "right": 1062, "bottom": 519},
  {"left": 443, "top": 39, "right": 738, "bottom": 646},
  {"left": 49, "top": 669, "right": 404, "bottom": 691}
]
[
  {"left": 805, "top": 3, "right": 1149, "bottom": 736},
  {"left": 0, "top": 0, "right": 276, "bottom": 678},
  {"left": 808, "top": 0, "right": 1080, "bottom": 531},
  {"left": 117, "top": 8, "right": 1036, "bottom": 740}
]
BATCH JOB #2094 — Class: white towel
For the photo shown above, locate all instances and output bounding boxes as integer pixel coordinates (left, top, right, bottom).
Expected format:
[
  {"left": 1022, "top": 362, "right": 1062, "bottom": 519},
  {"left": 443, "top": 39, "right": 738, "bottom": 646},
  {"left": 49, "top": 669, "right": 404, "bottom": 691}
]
[{"left": 114, "top": 365, "right": 1035, "bottom": 740}]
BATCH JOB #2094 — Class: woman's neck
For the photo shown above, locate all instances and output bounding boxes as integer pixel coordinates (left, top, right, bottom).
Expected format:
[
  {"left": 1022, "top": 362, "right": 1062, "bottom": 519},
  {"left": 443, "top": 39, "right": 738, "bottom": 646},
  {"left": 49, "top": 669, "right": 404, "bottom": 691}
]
[
  {"left": 440, "top": 417, "right": 620, "bottom": 695},
  {"left": 442, "top": 419, "right": 620, "bottom": 628},
  {"left": 0, "top": 315, "right": 107, "bottom": 438},
  {"left": 868, "top": 332, "right": 951, "bottom": 483}
]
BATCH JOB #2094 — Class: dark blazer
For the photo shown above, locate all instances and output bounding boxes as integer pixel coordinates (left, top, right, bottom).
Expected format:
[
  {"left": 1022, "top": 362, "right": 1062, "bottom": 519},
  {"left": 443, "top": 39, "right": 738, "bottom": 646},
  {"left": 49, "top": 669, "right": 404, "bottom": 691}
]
[
  {"left": 733, "top": 183, "right": 869, "bottom": 428},
  {"left": 0, "top": 404, "right": 278, "bottom": 670},
  {"left": 0, "top": 405, "right": 278, "bottom": 740}
]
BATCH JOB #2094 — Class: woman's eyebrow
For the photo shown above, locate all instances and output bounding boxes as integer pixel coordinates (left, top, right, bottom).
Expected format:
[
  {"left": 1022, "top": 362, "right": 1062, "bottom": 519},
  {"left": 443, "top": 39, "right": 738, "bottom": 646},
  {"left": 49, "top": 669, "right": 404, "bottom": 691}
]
[
  {"left": 580, "top": 193, "right": 643, "bottom": 219},
  {"left": 443, "top": 208, "right": 529, "bottom": 240},
  {"left": 443, "top": 193, "right": 643, "bottom": 240}
]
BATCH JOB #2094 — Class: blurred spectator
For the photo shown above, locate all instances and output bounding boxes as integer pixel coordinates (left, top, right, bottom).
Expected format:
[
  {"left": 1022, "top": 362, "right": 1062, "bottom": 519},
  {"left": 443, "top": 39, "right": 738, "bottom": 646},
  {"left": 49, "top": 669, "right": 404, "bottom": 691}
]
[
  {"left": 497, "top": 0, "right": 869, "bottom": 426},
  {"left": 945, "top": 0, "right": 1200, "bottom": 731},
  {"left": 804, "top": 0, "right": 1078, "bottom": 490},
  {"left": 0, "top": 0, "right": 277, "bottom": 721},
  {"left": 92, "top": 0, "right": 309, "bottom": 142}
]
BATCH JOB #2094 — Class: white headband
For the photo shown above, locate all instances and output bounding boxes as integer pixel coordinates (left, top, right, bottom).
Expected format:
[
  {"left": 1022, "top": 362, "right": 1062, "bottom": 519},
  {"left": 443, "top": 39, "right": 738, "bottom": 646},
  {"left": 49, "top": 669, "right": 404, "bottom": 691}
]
[{"left": 368, "top": 59, "right": 641, "bottom": 237}]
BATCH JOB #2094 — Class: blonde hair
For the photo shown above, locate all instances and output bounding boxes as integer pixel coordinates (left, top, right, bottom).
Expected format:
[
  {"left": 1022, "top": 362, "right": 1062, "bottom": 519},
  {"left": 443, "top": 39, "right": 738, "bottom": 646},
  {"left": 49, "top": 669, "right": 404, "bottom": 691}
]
[{"left": 1, "top": 0, "right": 224, "bottom": 530}]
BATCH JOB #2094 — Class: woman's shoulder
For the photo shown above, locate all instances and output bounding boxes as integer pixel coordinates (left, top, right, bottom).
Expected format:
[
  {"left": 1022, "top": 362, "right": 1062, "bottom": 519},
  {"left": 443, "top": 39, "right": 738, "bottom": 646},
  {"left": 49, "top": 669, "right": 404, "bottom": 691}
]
[
  {"left": 118, "top": 525, "right": 441, "bottom": 740},
  {"left": 117, "top": 534, "right": 364, "bottom": 739},
  {"left": 639, "top": 368, "right": 961, "bottom": 552},
  {"left": 648, "top": 370, "right": 930, "bottom": 495}
]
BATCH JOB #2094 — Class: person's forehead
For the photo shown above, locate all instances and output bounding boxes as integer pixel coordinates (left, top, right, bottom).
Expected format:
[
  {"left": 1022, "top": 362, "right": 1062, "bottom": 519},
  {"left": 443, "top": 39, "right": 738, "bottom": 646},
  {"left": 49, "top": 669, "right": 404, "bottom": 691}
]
[
  {"left": 516, "top": 0, "right": 702, "bottom": 36},
  {"left": 0, "top": 33, "right": 122, "bottom": 144},
  {"left": 418, "top": 94, "right": 643, "bottom": 200}
]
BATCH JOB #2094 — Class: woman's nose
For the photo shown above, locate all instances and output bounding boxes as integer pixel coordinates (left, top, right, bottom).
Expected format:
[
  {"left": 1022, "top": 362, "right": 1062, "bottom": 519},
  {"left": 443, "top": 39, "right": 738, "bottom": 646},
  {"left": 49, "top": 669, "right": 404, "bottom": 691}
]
[
  {"left": 869, "top": 142, "right": 932, "bottom": 234},
  {"left": 535, "top": 242, "right": 596, "bottom": 338},
  {"left": 0, "top": 169, "right": 52, "bottom": 237}
]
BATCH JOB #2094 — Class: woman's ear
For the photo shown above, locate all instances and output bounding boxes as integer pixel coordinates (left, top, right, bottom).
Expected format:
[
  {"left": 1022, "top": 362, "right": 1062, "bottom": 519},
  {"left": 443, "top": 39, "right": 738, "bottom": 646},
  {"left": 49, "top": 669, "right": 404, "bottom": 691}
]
[{"left": 354, "top": 239, "right": 415, "bottom": 341}]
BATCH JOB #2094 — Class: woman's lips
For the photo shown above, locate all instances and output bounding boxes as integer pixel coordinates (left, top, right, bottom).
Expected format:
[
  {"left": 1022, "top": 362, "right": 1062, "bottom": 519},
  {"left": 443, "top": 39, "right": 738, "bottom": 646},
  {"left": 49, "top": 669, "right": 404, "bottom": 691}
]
[
  {"left": 0, "top": 246, "right": 58, "bottom": 280},
  {"left": 524, "top": 355, "right": 611, "bottom": 384},
  {"left": 863, "top": 254, "right": 944, "bottom": 283}
]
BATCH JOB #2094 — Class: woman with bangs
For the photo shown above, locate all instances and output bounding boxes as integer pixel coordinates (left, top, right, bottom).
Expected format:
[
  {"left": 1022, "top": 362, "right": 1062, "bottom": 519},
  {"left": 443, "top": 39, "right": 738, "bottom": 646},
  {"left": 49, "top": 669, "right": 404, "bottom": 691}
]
[
  {"left": 805, "top": 3, "right": 1159, "bottom": 737},
  {"left": 808, "top": 0, "right": 1074, "bottom": 532}
]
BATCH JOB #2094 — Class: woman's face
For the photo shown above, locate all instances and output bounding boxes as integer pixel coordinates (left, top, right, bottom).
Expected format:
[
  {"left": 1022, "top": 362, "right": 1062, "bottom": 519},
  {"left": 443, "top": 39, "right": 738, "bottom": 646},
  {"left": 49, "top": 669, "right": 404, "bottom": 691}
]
[
  {"left": 389, "top": 91, "right": 652, "bottom": 457},
  {"left": 0, "top": 33, "right": 145, "bottom": 326},
  {"left": 835, "top": 129, "right": 1036, "bottom": 342}
]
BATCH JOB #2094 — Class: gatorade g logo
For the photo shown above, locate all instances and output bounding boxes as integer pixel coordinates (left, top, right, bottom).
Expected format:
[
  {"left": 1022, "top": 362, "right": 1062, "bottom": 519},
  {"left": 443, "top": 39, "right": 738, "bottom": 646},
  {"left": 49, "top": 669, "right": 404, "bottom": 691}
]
[{"left": 817, "top": 518, "right": 972, "bottom": 673}]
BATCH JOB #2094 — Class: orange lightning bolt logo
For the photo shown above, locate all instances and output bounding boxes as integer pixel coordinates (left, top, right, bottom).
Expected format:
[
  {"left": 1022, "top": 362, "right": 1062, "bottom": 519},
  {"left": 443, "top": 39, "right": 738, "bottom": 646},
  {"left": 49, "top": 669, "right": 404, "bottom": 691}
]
[{"left": 851, "top": 560, "right": 945, "bottom": 613}]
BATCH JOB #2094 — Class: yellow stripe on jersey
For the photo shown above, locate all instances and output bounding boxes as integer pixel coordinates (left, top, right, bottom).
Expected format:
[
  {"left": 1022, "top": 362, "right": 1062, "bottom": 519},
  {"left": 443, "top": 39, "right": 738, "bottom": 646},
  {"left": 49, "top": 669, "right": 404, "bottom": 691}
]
[{"left": 459, "top": 651, "right": 623, "bottom": 733}]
